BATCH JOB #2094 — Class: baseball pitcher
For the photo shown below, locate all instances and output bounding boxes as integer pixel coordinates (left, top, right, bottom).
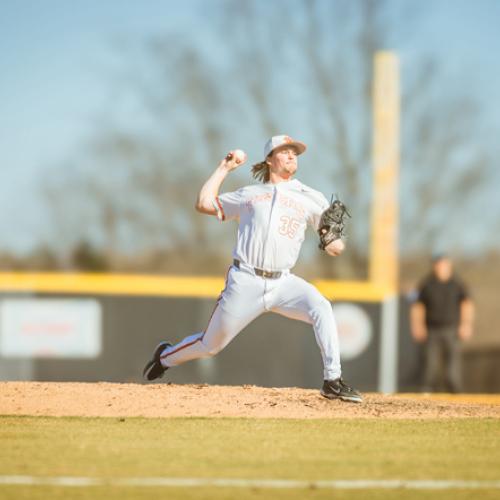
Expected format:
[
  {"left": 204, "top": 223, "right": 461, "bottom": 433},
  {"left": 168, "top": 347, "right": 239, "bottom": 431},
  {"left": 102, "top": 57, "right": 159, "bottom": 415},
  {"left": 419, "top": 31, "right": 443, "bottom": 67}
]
[{"left": 143, "top": 135, "right": 362, "bottom": 403}]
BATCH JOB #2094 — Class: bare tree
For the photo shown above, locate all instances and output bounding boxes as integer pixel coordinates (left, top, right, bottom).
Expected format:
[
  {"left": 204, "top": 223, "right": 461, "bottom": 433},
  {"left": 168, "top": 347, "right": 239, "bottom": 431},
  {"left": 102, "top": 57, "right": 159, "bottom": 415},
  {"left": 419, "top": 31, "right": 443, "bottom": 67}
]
[{"left": 41, "top": 0, "right": 494, "bottom": 278}]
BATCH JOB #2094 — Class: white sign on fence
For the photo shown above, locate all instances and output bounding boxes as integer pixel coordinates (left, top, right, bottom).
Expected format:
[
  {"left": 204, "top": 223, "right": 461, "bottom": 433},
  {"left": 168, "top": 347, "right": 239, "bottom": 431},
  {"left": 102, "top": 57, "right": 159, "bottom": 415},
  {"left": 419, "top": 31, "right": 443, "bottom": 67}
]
[
  {"left": 334, "top": 303, "right": 373, "bottom": 361},
  {"left": 0, "top": 299, "right": 102, "bottom": 358}
]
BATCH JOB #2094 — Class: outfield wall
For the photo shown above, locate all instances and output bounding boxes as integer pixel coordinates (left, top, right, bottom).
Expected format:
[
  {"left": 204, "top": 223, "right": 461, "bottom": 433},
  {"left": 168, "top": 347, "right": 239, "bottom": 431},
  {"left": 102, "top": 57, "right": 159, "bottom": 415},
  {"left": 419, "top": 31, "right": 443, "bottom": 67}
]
[
  {"left": 0, "top": 293, "right": 383, "bottom": 390},
  {"left": 0, "top": 291, "right": 496, "bottom": 392}
]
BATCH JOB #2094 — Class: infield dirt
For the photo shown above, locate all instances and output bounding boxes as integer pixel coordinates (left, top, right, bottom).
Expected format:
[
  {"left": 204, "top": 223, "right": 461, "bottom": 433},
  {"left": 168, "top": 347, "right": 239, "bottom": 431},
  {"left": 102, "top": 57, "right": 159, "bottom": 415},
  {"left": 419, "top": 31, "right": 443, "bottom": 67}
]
[{"left": 1, "top": 381, "right": 499, "bottom": 419}]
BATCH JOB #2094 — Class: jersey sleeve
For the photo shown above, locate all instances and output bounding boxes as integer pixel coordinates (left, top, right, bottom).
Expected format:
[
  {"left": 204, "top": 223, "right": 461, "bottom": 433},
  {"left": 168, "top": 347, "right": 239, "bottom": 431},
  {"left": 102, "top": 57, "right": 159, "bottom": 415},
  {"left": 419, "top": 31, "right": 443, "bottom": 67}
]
[
  {"left": 416, "top": 281, "right": 429, "bottom": 304},
  {"left": 307, "top": 192, "right": 330, "bottom": 231},
  {"left": 212, "top": 189, "right": 242, "bottom": 222},
  {"left": 456, "top": 278, "right": 471, "bottom": 301}
]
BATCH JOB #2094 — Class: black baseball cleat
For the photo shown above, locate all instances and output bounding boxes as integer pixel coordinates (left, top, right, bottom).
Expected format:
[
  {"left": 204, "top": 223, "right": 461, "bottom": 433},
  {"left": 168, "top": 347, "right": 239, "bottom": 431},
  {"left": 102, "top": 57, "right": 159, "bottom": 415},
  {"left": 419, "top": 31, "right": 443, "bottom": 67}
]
[
  {"left": 321, "top": 378, "right": 363, "bottom": 403},
  {"left": 143, "top": 341, "right": 172, "bottom": 381}
]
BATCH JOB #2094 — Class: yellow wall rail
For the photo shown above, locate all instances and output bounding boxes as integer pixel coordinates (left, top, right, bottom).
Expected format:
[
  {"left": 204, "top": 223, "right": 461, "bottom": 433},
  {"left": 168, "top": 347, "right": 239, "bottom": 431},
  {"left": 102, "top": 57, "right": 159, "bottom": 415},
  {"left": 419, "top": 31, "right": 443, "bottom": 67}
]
[{"left": 0, "top": 272, "right": 389, "bottom": 302}]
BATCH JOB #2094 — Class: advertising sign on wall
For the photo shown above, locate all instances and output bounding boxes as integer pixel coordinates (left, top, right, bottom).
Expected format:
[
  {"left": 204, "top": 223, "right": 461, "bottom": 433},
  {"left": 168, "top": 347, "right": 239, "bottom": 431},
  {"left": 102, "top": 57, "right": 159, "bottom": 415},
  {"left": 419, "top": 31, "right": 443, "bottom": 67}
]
[
  {"left": 334, "top": 303, "right": 373, "bottom": 361},
  {"left": 0, "top": 299, "right": 101, "bottom": 358}
]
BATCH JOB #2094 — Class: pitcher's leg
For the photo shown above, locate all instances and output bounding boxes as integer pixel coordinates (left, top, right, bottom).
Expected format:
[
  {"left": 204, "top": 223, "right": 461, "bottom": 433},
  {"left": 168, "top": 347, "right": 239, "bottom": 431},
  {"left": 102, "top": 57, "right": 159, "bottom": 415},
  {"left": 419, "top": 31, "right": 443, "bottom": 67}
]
[
  {"left": 160, "top": 265, "right": 266, "bottom": 367},
  {"left": 161, "top": 304, "right": 261, "bottom": 367},
  {"left": 270, "top": 274, "right": 341, "bottom": 380},
  {"left": 143, "top": 266, "right": 265, "bottom": 381},
  {"left": 310, "top": 299, "right": 341, "bottom": 380}
]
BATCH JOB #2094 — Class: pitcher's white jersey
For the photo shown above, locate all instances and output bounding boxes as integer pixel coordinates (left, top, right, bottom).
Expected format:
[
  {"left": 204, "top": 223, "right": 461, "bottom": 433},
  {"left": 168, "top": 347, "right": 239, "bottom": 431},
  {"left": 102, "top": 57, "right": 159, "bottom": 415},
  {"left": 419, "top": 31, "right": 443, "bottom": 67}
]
[
  {"left": 144, "top": 135, "right": 363, "bottom": 401},
  {"left": 213, "top": 179, "right": 330, "bottom": 271},
  {"left": 159, "top": 177, "right": 343, "bottom": 381}
]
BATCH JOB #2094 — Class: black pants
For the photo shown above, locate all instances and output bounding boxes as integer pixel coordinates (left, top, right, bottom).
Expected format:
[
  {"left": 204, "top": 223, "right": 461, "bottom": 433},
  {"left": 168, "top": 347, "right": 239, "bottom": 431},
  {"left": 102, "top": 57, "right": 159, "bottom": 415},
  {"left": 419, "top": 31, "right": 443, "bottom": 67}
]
[{"left": 422, "top": 326, "right": 462, "bottom": 393}]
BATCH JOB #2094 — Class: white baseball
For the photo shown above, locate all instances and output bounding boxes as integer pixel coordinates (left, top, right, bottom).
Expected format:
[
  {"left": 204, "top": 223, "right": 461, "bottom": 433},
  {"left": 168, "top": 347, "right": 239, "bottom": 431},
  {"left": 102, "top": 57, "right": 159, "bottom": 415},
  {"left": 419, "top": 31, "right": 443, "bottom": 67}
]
[{"left": 233, "top": 149, "right": 247, "bottom": 164}]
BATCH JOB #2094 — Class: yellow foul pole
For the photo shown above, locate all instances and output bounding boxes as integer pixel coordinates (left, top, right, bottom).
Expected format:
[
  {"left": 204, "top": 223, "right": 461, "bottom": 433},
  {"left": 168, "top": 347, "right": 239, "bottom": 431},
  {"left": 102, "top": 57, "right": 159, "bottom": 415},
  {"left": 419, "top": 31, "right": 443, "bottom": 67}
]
[
  {"left": 370, "top": 51, "right": 400, "bottom": 393},
  {"left": 370, "top": 52, "right": 400, "bottom": 291}
]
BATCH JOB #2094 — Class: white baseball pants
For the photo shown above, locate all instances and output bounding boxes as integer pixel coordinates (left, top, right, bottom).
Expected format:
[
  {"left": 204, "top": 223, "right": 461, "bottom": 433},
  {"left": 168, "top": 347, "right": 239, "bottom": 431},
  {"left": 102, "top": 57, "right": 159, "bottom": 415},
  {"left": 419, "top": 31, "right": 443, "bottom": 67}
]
[{"left": 160, "top": 262, "right": 341, "bottom": 380}]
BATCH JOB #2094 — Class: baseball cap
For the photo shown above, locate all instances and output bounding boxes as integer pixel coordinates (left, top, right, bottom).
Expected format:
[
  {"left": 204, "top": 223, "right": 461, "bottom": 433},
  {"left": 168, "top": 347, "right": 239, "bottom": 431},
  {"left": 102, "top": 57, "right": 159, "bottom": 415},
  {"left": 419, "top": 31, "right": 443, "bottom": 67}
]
[
  {"left": 264, "top": 135, "right": 307, "bottom": 158},
  {"left": 431, "top": 252, "right": 449, "bottom": 263}
]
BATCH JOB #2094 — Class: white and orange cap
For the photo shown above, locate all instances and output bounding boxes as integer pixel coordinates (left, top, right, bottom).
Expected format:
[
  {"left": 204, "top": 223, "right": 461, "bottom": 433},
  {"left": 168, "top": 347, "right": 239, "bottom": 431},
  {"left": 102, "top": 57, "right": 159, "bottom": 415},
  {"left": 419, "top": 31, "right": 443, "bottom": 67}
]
[{"left": 263, "top": 135, "right": 307, "bottom": 158}]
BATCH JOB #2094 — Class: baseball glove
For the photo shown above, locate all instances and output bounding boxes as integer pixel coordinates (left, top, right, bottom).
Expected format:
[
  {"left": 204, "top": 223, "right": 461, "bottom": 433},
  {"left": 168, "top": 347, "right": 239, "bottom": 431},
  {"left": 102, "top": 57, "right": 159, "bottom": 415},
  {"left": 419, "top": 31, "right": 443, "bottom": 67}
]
[{"left": 318, "top": 197, "right": 351, "bottom": 250}]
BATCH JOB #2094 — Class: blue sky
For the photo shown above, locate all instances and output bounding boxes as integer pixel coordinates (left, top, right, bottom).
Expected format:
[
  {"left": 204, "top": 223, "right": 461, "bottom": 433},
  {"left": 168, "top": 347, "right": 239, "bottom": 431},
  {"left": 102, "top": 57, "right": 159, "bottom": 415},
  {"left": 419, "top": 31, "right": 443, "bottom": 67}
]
[{"left": 1, "top": 0, "right": 499, "bottom": 253}]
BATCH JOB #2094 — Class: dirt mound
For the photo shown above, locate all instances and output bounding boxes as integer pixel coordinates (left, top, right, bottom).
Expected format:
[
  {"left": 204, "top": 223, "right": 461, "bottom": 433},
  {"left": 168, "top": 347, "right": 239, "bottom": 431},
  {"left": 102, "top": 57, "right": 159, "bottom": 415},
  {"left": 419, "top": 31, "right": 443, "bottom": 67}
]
[{"left": 1, "top": 382, "right": 499, "bottom": 419}]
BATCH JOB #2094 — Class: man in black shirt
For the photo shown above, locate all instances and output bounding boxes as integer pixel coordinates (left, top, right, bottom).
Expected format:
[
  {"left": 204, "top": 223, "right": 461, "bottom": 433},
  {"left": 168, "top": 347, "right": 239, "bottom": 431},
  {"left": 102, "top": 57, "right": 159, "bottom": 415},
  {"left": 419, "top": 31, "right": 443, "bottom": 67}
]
[{"left": 410, "top": 254, "right": 474, "bottom": 392}]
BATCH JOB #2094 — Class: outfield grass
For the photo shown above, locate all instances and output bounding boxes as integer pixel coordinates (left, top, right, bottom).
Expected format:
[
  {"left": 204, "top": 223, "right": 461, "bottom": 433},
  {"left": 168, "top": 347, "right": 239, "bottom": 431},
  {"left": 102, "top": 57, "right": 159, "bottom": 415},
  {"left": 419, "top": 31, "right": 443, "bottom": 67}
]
[{"left": 1, "top": 416, "right": 499, "bottom": 499}]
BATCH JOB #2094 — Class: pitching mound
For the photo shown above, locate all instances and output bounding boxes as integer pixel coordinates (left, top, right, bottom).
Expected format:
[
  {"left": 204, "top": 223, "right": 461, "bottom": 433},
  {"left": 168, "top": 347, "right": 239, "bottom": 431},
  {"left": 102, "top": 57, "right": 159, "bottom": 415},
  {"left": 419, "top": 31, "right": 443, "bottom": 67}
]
[{"left": 1, "top": 382, "right": 499, "bottom": 419}]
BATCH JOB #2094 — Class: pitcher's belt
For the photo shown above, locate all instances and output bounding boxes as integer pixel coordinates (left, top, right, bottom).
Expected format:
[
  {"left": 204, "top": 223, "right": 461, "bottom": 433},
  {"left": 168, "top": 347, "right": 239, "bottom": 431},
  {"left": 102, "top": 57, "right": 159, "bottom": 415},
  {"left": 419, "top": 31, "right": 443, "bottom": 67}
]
[{"left": 233, "top": 259, "right": 282, "bottom": 279}]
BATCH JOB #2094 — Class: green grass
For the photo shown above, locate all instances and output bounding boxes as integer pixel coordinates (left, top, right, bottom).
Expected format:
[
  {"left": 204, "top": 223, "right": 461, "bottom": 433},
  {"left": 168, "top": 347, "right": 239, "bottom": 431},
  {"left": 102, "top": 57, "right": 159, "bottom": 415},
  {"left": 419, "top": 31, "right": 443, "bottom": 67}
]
[
  {"left": 2, "top": 488, "right": 500, "bottom": 500},
  {"left": 1, "top": 416, "right": 499, "bottom": 500}
]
